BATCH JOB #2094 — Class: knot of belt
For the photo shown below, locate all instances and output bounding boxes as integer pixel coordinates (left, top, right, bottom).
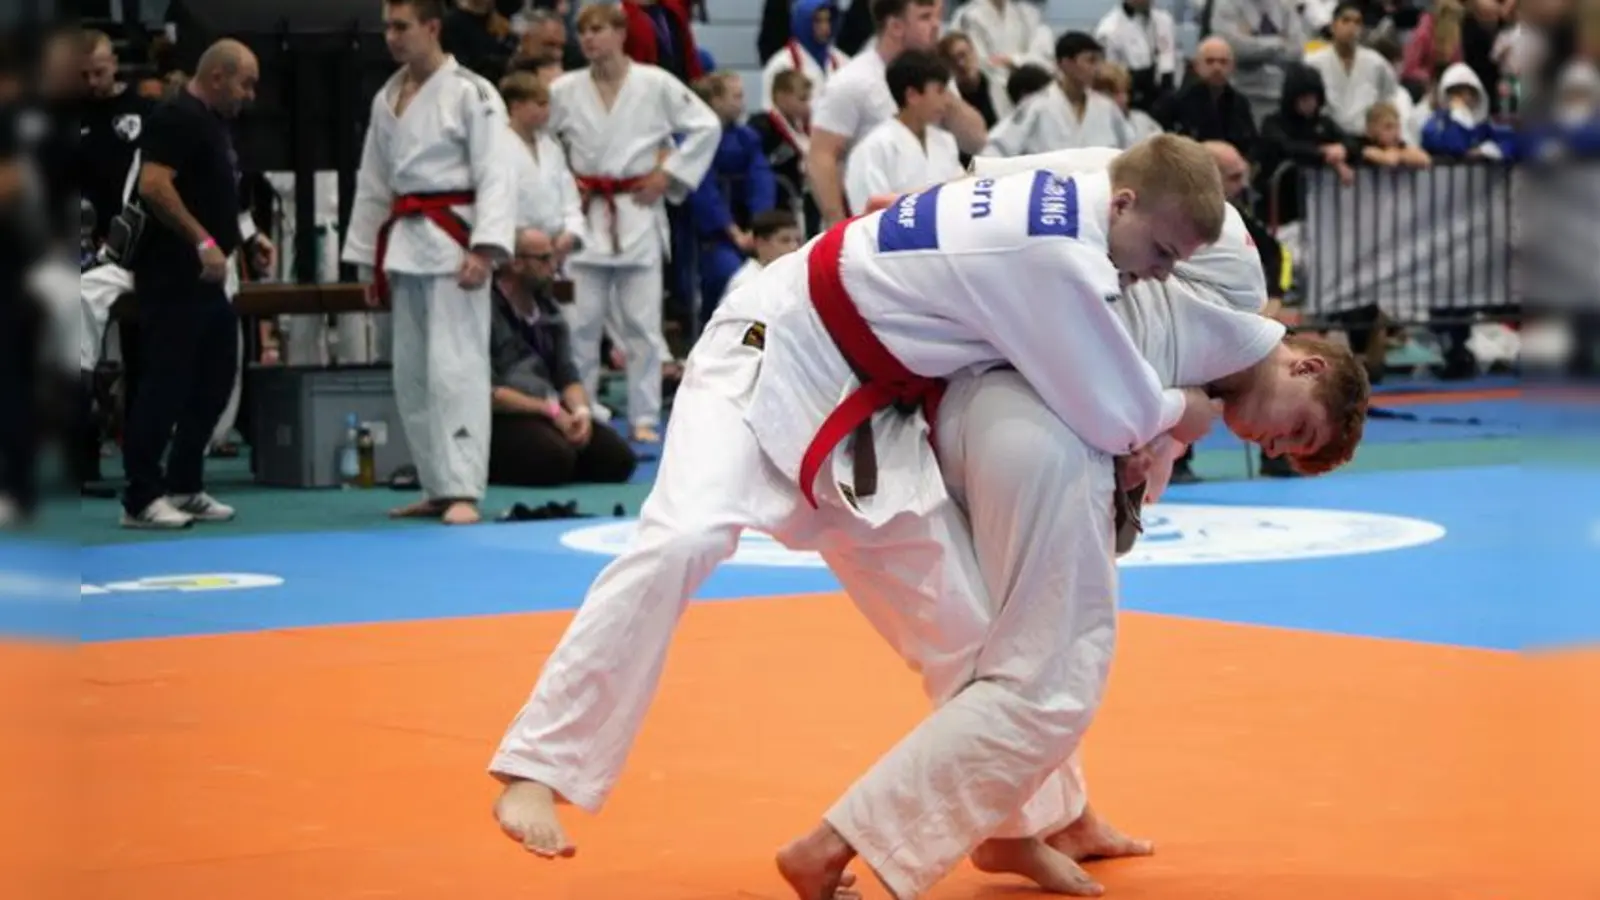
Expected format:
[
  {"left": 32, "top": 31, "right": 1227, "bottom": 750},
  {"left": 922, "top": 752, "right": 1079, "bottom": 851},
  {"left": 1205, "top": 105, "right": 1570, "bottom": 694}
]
[
  {"left": 575, "top": 175, "right": 647, "bottom": 255},
  {"left": 371, "top": 191, "right": 475, "bottom": 303}
]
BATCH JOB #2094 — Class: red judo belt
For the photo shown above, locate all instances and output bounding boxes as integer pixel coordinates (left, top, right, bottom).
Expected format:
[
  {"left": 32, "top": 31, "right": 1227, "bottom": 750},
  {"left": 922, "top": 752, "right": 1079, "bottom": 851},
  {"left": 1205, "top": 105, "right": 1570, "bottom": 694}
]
[
  {"left": 797, "top": 219, "right": 946, "bottom": 510},
  {"left": 575, "top": 174, "right": 647, "bottom": 254},
  {"left": 372, "top": 191, "right": 475, "bottom": 302}
]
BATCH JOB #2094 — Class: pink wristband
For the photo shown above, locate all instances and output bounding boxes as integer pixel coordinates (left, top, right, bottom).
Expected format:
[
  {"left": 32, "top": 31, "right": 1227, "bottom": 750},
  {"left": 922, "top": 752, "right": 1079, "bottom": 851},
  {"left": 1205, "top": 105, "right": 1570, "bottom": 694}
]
[
  {"left": 197, "top": 237, "right": 217, "bottom": 251},
  {"left": 547, "top": 399, "right": 562, "bottom": 418}
]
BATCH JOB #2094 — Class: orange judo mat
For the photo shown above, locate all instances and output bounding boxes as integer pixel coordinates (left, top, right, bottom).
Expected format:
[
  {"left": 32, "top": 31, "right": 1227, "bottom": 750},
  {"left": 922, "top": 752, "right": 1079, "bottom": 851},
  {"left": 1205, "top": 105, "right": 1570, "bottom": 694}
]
[{"left": 35, "top": 593, "right": 1600, "bottom": 899}]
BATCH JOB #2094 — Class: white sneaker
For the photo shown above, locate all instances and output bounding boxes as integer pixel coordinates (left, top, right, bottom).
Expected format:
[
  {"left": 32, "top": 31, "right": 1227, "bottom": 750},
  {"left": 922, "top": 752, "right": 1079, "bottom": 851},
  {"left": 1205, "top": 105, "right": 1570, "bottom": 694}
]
[
  {"left": 121, "top": 497, "right": 195, "bottom": 529},
  {"left": 169, "top": 492, "right": 236, "bottom": 522}
]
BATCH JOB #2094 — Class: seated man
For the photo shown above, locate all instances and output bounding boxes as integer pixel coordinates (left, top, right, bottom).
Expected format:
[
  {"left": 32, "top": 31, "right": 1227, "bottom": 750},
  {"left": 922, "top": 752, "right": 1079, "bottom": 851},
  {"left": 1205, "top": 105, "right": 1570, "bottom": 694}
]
[{"left": 489, "top": 228, "right": 638, "bottom": 488}]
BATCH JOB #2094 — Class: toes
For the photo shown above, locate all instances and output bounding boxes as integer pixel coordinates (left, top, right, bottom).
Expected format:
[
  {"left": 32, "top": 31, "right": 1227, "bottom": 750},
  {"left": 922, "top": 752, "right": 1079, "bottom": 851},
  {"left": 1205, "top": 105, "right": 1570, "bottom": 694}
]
[
  {"left": 837, "top": 872, "right": 856, "bottom": 888},
  {"left": 1057, "top": 857, "right": 1107, "bottom": 897},
  {"left": 524, "top": 830, "right": 575, "bottom": 858}
]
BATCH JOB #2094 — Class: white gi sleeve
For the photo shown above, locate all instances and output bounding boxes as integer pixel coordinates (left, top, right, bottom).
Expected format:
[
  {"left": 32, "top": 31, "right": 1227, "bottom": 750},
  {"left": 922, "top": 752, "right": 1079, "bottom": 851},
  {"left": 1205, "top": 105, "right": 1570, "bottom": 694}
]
[
  {"left": 843, "top": 137, "right": 895, "bottom": 215},
  {"left": 341, "top": 95, "right": 393, "bottom": 267},
  {"left": 983, "top": 100, "right": 1038, "bottom": 158},
  {"left": 657, "top": 74, "right": 723, "bottom": 202},
  {"left": 811, "top": 78, "right": 863, "bottom": 143},
  {"left": 550, "top": 141, "right": 587, "bottom": 246},
  {"left": 464, "top": 81, "right": 516, "bottom": 262},
  {"left": 962, "top": 240, "right": 1188, "bottom": 455}
]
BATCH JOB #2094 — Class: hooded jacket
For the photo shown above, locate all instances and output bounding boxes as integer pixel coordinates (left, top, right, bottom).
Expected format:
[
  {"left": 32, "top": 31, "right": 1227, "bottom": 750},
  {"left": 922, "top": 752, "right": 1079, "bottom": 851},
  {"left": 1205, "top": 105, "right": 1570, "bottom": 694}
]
[
  {"left": 1254, "top": 63, "right": 1358, "bottom": 223},
  {"left": 1419, "top": 62, "right": 1518, "bottom": 159}
]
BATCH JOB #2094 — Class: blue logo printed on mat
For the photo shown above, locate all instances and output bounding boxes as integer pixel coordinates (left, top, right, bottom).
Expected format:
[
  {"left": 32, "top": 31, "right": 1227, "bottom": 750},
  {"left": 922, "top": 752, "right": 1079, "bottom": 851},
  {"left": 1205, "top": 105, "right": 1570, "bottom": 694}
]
[
  {"left": 878, "top": 185, "right": 942, "bottom": 252},
  {"left": 1027, "top": 171, "right": 1078, "bottom": 238}
]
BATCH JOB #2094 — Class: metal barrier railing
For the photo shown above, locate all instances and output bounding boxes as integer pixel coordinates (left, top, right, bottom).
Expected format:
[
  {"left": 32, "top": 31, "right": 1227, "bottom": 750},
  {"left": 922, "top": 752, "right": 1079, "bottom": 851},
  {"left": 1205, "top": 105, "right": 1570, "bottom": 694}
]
[{"left": 1273, "top": 160, "right": 1519, "bottom": 327}]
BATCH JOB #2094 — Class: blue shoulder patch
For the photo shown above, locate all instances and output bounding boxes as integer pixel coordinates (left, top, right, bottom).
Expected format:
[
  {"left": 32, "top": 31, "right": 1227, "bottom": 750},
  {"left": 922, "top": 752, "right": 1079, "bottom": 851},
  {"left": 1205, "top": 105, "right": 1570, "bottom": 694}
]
[
  {"left": 877, "top": 185, "right": 942, "bottom": 253},
  {"left": 1026, "top": 171, "right": 1079, "bottom": 239}
]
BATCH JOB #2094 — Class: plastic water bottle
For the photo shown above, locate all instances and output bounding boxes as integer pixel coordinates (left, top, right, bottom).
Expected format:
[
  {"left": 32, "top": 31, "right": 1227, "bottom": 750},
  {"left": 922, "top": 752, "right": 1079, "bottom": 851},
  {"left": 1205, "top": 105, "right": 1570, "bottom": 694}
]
[{"left": 338, "top": 413, "right": 361, "bottom": 488}]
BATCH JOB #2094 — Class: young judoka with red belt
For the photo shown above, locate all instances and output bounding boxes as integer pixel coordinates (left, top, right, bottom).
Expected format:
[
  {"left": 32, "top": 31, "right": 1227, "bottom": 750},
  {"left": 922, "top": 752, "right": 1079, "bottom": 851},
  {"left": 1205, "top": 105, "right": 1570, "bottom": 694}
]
[
  {"left": 547, "top": 3, "right": 721, "bottom": 443},
  {"left": 342, "top": 0, "right": 516, "bottom": 526},
  {"left": 489, "top": 134, "right": 1232, "bottom": 898}
]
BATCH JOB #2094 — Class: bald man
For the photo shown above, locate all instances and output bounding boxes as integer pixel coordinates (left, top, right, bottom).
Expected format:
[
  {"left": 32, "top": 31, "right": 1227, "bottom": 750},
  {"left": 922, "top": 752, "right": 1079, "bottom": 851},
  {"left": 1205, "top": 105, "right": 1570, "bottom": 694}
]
[
  {"left": 119, "top": 38, "right": 274, "bottom": 529},
  {"left": 1152, "top": 37, "right": 1258, "bottom": 156},
  {"left": 1202, "top": 139, "right": 1282, "bottom": 319}
]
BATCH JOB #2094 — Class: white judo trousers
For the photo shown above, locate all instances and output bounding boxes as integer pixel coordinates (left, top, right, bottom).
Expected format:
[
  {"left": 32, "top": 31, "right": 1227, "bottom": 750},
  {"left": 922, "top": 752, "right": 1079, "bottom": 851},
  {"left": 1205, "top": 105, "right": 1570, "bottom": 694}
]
[
  {"left": 491, "top": 325, "right": 1117, "bottom": 899},
  {"left": 566, "top": 261, "right": 665, "bottom": 429},
  {"left": 818, "top": 369, "right": 1117, "bottom": 898},
  {"left": 386, "top": 273, "right": 493, "bottom": 501}
]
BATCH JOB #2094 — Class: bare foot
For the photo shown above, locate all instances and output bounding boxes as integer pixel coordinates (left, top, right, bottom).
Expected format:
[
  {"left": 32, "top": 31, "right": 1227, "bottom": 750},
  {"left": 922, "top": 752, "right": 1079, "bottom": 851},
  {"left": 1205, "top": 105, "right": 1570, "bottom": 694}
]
[
  {"left": 494, "top": 780, "right": 576, "bottom": 859},
  {"left": 631, "top": 425, "right": 661, "bottom": 443},
  {"left": 1044, "top": 805, "right": 1155, "bottom": 863},
  {"left": 441, "top": 500, "right": 481, "bottom": 525},
  {"left": 775, "top": 822, "right": 861, "bottom": 900},
  {"left": 389, "top": 498, "right": 444, "bottom": 519},
  {"left": 971, "top": 837, "right": 1104, "bottom": 896}
]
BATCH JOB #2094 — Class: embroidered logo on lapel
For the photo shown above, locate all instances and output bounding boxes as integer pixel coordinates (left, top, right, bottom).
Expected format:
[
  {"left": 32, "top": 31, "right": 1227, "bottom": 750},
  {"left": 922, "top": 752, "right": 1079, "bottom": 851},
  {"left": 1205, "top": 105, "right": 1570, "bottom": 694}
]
[{"left": 741, "top": 322, "right": 766, "bottom": 350}]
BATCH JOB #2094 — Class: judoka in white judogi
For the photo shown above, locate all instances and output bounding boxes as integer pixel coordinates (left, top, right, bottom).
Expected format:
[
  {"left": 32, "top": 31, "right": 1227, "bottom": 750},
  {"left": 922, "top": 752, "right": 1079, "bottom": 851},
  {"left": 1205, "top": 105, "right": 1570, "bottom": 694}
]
[
  {"left": 1093, "top": 2, "right": 1180, "bottom": 98},
  {"left": 507, "top": 126, "right": 586, "bottom": 243},
  {"left": 342, "top": 54, "right": 516, "bottom": 513},
  {"left": 985, "top": 81, "right": 1136, "bottom": 156},
  {"left": 843, "top": 118, "right": 965, "bottom": 217},
  {"left": 547, "top": 61, "right": 720, "bottom": 435},
  {"left": 949, "top": 0, "right": 1057, "bottom": 75},
  {"left": 490, "top": 164, "right": 1223, "bottom": 897}
]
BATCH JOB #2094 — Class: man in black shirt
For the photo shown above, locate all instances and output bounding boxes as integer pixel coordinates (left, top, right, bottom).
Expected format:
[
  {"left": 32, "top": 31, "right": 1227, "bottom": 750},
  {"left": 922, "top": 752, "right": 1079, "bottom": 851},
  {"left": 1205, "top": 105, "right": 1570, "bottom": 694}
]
[
  {"left": 120, "top": 38, "right": 274, "bottom": 529},
  {"left": 81, "top": 29, "right": 157, "bottom": 246}
]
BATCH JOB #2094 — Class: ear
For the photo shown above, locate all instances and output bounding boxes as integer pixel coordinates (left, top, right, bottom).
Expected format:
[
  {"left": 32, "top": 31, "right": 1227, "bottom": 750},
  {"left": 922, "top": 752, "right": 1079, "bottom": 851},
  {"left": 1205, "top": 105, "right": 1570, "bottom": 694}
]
[
  {"left": 1292, "top": 355, "right": 1329, "bottom": 377},
  {"left": 1110, "top": 188, "right": 1136, "bottom": 215}
]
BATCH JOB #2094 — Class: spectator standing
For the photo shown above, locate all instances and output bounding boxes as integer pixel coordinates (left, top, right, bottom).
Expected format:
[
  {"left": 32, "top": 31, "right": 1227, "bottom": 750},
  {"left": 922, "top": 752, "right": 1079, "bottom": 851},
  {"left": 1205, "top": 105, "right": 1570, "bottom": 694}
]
[
  {"left": 747, "top": 70, "right": 818, "bottom": 234},
  {"left": 1306, "top": 1, "right": 1403, "bottom": 134},
  {"left": 621, "top": 0, "right": 704, "bottom": 84},
  {"left": 489, "top": 228, "right": 638, "bottom": 487},
  {"left": 80, "top": 30, "right": 157, "bottom": 246},
  {"left": 120, "top": 40, "right": 273, "bottom": 529},
  {"left": 843, "top": 50, "right": 965, "bottom": 213},
  {"left": 1154, "top": 37, "right": 1259, "bottom": 153},
  {"left": 808, "top": 0, "right": 987, "bottom": 225},
  {"left": 549, "top": 4, "right": 720, "bottom": 443},
  {"left": 984, "top": 32, "right": 1136, "bottom": 156},
  {"left": 1094, "top": 0, "right": 1180, "bottom": 112},
  {"left": 343, "top": 0, "right": 517, "bottom": 526},
  {"left": 688, "top": 72, "right": 778, "bottom": 326},
  {"left": 1255, "top": 63, "right": 1358, "bottom": 225},
  {"left": 499, "top": 72, "right": 586, "bottom": 259},
  {"left": 949, "top": 0, "right": 1057, "bottom": 88},
  {"left": 760, "top": 0, "right": 851, "bottom": 109},
  {"left": 940, "top": 30, "right": 1007, "bottom": 126},
  {"left": 443, "top": 0, "right": 519, "bottom": 78},
  {"left": 1210, "top": 0, "right": 1309, "bottom": 124}
]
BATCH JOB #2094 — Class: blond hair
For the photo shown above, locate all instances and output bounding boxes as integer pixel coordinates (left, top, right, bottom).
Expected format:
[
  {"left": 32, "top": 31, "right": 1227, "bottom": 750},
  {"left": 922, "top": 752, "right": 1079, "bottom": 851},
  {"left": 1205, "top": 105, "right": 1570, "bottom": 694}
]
[
  {"left": 575, "top": 3, "right": 627, "bottom": 32},
  {"left": 1365, "top": 100, "right": 1399, "bottom": 127},
  {"left": 1092, "top": 60, "right": 1131, "bottom": 95},
  {"left": 1283, "top": 333, "right": 1370, "bottom": 475},
  {"left": 693, "top": 70, "right": 739, "bottom": 104},
  {"left": 1107, "top": 134, "right": 1227, "bottom": 243},
  {"left": 499, "top": 70, "right": 548, "bottom": 106}
]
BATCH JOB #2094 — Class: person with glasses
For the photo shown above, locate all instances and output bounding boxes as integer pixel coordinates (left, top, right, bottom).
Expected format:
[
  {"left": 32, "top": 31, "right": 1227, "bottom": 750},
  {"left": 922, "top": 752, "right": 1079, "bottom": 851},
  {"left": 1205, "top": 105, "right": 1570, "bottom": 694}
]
[{"left": 488, "top": 227, "right": 637, "bottom": 487}]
